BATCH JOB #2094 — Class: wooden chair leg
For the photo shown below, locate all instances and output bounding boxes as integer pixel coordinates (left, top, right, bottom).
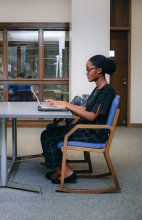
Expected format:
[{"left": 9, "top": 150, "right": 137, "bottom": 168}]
[
  {"left": 104, "top": 152, "right": 120, "bottom": 191},
  {"left": 67, "top": 152, "right": 93, "bottom": 173},
  {"left": 60, "top": 147, "right": 68, "bottom": 188},
  {"left": 83, "top": 152, "right": 93, "bottom": 173},
  {"left": 56, "top": 152, "right": 120, "bottom": 194}
]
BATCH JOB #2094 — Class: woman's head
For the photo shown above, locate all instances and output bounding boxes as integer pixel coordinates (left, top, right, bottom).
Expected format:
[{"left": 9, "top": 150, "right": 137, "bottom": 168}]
[{"left": 89, "top": 54, "right": 116, "bottom": 75}]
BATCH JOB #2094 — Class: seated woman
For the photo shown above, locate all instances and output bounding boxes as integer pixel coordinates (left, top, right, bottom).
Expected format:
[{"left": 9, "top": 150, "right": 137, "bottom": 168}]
[{"left": 40, "top": 54, "right": 117, "bottom": 184}]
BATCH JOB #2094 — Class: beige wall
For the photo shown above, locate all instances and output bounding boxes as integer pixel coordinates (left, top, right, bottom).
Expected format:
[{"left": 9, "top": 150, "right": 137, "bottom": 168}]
[
  {"left": 131, "top": 0, "right": 142, "bottom": 123},
  {"left": 0, "top": 0, "right": 71, "bottom": 22},
  {"left": 70, "top": 0, "right": 110, "bottom": 98}
]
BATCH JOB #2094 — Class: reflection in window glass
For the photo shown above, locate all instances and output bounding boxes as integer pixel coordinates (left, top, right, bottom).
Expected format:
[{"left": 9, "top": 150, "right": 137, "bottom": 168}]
[
  {"left": 8, "top": 31, "right": 38, "bottom": 79},
  {"left": 0, "top": 31, "right": 3, "bottom": 80},
  {"left": 0, "top": 85, "right": 3, "bottom": 102},
  {"left": 44, "top": 31, "right": 69, "bottom": 79},
  {"left": 43, "top": 85, "right": 69, "bottom": 101},
  {"left": 0, "top": 31, "right": 3, "bottom": 101},
  {"left": 19, "top": 84, "right": 69, "bottom": 102},
  {"left": 8, "top": 82, "right": 35, "bottom": 102}
]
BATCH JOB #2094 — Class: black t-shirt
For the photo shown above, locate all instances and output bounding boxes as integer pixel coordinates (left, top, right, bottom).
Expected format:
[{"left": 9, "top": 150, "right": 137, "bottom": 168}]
[{"left": 78, "top": 84, "right": 115, "bottom": 125}]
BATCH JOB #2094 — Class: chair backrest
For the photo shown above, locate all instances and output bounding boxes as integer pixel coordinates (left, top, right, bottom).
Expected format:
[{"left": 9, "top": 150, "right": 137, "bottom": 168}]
[{"left": 106, "top": 95, "right": 120, "bottom": 126}]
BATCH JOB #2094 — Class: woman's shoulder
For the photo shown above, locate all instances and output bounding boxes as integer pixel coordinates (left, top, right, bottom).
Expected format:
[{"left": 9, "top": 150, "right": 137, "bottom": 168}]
[
  {"left": 103, "top": 83, "right": 115, "bottom": 91},
  {"left": 101, "top": 84, "right": 115, "bottom": 97}
]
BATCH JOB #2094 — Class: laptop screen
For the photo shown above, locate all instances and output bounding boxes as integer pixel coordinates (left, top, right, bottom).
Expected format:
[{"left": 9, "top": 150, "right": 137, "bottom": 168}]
[
  {"left": 31, "top": 87, "right": 42, "bottom": 107},
  {"left": 31, "top": 87, "right": 69, "bottom": 112}
]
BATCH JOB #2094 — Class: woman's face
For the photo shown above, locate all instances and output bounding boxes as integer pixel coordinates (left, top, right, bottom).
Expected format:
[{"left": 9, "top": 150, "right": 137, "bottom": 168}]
[{"left": 86, "top": 60, "right": 101, "bottom": 82}]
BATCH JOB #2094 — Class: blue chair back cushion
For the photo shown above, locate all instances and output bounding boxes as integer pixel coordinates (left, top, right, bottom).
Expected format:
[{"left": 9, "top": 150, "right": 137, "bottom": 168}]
[
  {"left": 57, "top": 95, "right": 120, "bottom": 150},
  {"left": 106, "top": 95, "right": 120, "bottom": 126}
]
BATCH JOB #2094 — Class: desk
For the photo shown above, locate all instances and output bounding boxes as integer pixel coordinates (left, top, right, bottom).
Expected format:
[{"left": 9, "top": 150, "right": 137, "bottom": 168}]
[{"left": 0, "top": 102, "right": 72, "bottom": 193}]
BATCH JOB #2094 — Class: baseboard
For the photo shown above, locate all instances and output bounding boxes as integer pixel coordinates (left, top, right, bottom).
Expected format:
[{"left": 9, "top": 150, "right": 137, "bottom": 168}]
[
  {"left": 7, "top": 118, "right": 53, "bottom": 128},
  {"left": 129, "top": 123, "right": 142, "bottom": 128},
  {"left": 7, "top": 120, "right": 142, "bottom": 128}
]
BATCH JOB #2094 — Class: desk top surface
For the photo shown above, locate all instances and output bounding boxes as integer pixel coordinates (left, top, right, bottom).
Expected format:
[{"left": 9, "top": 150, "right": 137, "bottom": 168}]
[{"left": 0, "top": 102, "right": 72, "bottom": 118}]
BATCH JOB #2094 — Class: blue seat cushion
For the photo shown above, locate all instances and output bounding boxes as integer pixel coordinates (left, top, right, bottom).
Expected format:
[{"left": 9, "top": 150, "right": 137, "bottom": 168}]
[{"left": 57, "top": 141, "right": 106, "bottom": 149}]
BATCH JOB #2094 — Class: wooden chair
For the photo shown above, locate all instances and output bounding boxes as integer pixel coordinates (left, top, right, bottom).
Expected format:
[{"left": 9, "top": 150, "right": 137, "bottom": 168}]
[{"left": 56, "top": 95, "right": 120, "bottom": 194}]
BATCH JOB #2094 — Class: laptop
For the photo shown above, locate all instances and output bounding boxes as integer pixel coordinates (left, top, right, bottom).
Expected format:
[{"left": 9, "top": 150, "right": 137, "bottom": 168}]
[{"left": 31, "top": 87, "right": 68, "bottom": 112}]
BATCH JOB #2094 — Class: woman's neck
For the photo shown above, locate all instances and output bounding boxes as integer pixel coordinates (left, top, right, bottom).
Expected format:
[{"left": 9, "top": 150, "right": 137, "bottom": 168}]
[{"left": 96, "top": 78, "right": 108, "bottom": 89}]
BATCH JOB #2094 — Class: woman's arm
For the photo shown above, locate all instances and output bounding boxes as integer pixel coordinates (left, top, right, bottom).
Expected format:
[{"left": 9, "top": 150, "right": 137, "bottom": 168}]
[{"left": 46, "top": 100, "right": 99, "bottom": 122}]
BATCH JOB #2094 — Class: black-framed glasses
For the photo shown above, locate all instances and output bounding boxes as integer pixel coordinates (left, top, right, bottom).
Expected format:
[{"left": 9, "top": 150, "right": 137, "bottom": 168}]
[{"left": 86, "top": 67, "right": 97, "bottom": 73}]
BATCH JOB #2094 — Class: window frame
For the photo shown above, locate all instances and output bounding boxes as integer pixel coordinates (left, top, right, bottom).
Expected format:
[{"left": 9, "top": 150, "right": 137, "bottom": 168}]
[{"left": 0, "top": 22, "right": 70, "bottom": 102}]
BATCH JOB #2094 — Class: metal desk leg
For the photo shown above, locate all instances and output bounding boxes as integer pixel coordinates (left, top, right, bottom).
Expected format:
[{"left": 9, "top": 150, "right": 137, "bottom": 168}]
[
  {"left": 8, "top": 118, "right": 42, "bottom": 193},
  {"left": 0, "top": 118, "right": 7, "bottom": 186},
  {"left": 0, "top": 118, "right": 41, "bottom": 193},
  {"left": 12, "top": 118, "right": 17, "bottom": 161}
]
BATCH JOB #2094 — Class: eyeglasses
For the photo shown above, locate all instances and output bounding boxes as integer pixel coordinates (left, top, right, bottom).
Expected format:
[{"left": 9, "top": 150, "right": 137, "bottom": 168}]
[{"left": 86, "top": 67, "right": 97, "bottom": 73}]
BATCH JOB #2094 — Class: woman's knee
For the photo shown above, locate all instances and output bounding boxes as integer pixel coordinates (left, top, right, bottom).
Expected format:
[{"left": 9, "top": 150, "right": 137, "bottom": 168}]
[
  {"left": 46, "top": 122, "right": 56, "bottom": 130},
  {"left": 40, "top": 129, "right": 47, "bottom": 141},
  {"left": 41, "top": 123, "right": 55, "bottom": 139}
]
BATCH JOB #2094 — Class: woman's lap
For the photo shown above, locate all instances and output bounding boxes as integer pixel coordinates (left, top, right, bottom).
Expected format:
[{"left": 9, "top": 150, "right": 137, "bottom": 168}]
[{"left": 40, "top": 123, "right": 108, "bottom": 169}]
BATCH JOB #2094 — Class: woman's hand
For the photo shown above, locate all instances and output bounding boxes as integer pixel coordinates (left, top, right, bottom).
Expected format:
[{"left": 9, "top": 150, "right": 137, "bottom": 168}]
[{"left": 46, "top": 99, "right": 68, "bottom": 108}]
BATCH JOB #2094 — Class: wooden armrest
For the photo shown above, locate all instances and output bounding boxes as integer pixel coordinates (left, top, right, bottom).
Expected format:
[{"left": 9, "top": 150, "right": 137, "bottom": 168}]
[
  {"left": 71, "top": 116, "right": 80, "bottom": 124},
  {"left": 54, "top": 118, "right": 64, "bottom": 124},
  {"left": 54, "top": 116, "right": 80, "bottom": 126}
]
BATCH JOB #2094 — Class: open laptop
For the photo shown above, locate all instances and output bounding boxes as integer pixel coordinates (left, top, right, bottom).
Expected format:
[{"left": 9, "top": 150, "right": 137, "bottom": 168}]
[{"left": 31, "top": 87, "right": 68, "bottom": 112}]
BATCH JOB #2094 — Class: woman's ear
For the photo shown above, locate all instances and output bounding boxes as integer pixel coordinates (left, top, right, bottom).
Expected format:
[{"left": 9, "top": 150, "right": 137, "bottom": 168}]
[{"left": 97, "top": 67, "right": 103, "bottom": 74}]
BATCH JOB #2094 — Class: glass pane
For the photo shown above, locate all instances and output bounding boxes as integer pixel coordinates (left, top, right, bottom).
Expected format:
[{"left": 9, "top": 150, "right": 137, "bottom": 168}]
[
  {"left": 0, "top": 85, "right": 3, "bottom": 102},
  {"left": 7, "top": 83, "right": 69, "bottom": 102},
  {"left": 44, "top": 31, "right": 69, "bottom": 79},
  {"left": 14, "top": 84, "right": 69, "bottom": 102},
  {"left": 0, "top": 31, "right": 3, "bottom": 80},
  {"left": 8, "top": 31, "right": 38, "bottom": 79},
  {"left": 43, "top": 85, "right": 69, "bottom": 101},
  {"left": 8, "top": 82, "right": 35, "bottom": 102}
]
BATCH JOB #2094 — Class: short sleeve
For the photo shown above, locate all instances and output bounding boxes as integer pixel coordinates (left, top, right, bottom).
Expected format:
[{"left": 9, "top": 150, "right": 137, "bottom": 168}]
[{"left": 91, "top": 85, "right": 115, "bottom": 117}]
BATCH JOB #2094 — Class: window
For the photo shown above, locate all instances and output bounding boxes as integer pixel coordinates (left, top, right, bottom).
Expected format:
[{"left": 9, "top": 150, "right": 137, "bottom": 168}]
[
  {"left": 0, "top": 23, "right": 70, "bottom": 103},
  {"left": 0, "top": 31, "right": 3, "bottom": 101},
  {"left": 44, "top": 31, "right": 69, "bottom": 79},
  {"left": 8, "top": 30, "right": 39, "bottom": 79}
]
